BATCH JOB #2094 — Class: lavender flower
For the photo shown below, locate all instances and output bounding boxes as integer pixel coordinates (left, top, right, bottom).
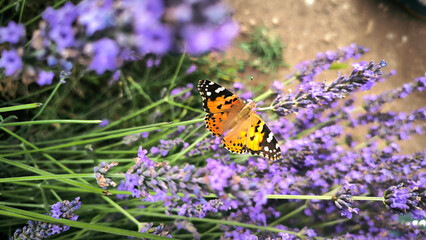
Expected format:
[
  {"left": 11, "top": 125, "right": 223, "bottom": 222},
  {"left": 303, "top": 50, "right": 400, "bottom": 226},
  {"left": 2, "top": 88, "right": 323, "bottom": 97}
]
[
  {"left": 175, "top": 220, "right": 200, "bottom": 240},
  {"left": 186, "top": 64, "right": 197, "bottom": 74},
  {"left": 77, "top": 0, "right": 115, "bottom": 36},
  {"left": 150, "top": 138, "right": 189, "bottom": 157},
  {"left": 139, "top": 222, "right": 172, "bottom": 237},
  {"left": 333, "top": 184, "right": 359, "bottom": 219},
  {"left": 291, "top": 44, "right": 369, "bottom": 83},
  {"left": 363, "top": 75, "right": 426, "bottom": 112},
  {"left": 11, "top": 198, "right": 81, "bottom": 240},
  {"left": 95, "top": 162, "right": 118, "bottom": 189},
  {"left": 0, "top": 49, "right": 22, "bottom": 76},
  {"left": 383, "top": 180, "right": 425, "bottom": 219},
  {"left": 0, "top": 21, "right": 25, "bottom": 44},
  {"left": 99, "top": 119, "right": 110, "bottom": 128},
  {"left": 272, "top": 60, "right": 387, "bottom": 116},
  {"left": 122, "top": 132, "right": 149, "bottom": 146},
  {"left": 170, "top": 84, "right": 194, "bottom": 101},
  {"left": 37, "top": 70, "right": 54, "bottom": 86},
  {"left": 88, "top": 38, "right": 120, "bottom": 74}
]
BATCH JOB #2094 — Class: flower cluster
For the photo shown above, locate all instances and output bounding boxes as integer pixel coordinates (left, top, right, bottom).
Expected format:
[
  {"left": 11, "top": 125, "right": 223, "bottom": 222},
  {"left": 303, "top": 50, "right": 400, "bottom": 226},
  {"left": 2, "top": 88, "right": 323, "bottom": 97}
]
[
  {"left": 11, "top": 197, "right": 81, "bottom": 240},
  {"left": 291, "top": 43, "right": 369, "bottom": 83},
  {"left": 333, "top": 183, "right": 359, "bottom": 219},
  {"left": 383, "top": 180, "right": 425, "bottom": 219},
  {"left": 363, "top": 74, "right": 426, "bottom": 112},
  {"left": 110, "top": 147, "right": 266, "bottom": 212},
  {"left": 0, "top": 0, "right": 238, "bottom": 85},
  {"left": 150, "top": 138, "right": 189, "bottom": 157},
  {"left": 0, "top": 22, "right": 25, "bottom": 78},
  {"left": 94, "top": 161, "right": 118, "bottom": 189},
  {"left": 272, "top": 60, "right": 387, "bottom": 116}
]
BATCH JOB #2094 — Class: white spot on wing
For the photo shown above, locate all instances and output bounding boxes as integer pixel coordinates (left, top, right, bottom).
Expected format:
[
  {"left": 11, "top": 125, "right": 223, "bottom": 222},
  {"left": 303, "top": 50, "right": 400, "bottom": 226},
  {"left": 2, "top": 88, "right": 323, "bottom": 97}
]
[
  {"left": 209, "top": 81, "right": 214, "bottom": 85},
  {"left": 207, "top": 92, "right": 211, "bottom": 96},
  {"left": 266, "top": 132, "right": 274, "bottom": 142},
  {"left": 215, "top": 87, "right": 225, "bottom": 93},
  {"left": 264, "top": 146, "right": 269, "bottom": 151}
]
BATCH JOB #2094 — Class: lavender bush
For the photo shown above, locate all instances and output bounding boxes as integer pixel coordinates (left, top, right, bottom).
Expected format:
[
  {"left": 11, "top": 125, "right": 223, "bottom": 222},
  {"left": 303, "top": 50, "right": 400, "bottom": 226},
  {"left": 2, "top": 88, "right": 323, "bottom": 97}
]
[{"left": 0, "top": 0, "right": 425, "bottom": 239}]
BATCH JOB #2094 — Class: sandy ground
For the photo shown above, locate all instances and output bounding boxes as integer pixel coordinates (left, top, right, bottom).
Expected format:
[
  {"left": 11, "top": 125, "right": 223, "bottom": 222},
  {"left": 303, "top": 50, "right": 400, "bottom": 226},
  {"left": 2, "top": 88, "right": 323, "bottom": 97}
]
[{"left": 225, "top": 0, "right": 426, "bottom": 152}]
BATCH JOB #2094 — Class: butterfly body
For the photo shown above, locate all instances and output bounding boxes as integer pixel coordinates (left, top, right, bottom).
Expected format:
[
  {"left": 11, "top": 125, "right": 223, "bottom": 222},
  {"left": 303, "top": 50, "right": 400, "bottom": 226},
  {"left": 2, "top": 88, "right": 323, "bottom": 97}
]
[{"left": 198, "top": 80, "right": 282, "bottom": 161}]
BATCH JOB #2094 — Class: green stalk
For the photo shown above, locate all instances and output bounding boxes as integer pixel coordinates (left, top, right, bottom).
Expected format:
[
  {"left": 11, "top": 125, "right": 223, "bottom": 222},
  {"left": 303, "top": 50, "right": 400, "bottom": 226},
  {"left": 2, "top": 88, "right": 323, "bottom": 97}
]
[
  {"left": 169, "top": 132, "right": 210, "bottom": 163},
  {"left": 102, "top": 196, "right": 141, "bottom": 227},
  {"left": 167, "top": 52, "right": 186, "bottom": 96},
  {"left": 96, "top": 99, "right": 166, "bottom": 132},
  {"left": 0, "top": 158, "right": 104, "bottom": 194},
  {"left": 0, "top": 103, "right": 42, "bottom": 113},
  {"left": 36, "top": 123, "right": 169, "bottom": 145},
  {"left": 32, "top": 80, "right": 63, "bottom": 120},
  {"left": 0, "top": 0, "right": 20, "bottom": 14},
  {"left": 0, "top": 173, "right": 94, "bottom": 183},
  {"left": 71, "top": 214, "right": 106, "bottom": 240},
  {"left": 0, "top": 202, "right": 44, "bottom": 208},
  {"left": 18, "top": 0, "right": 26, "bottom": 23},
  {"left": 166, "top": 100, "right": 205, "bottom": 114},
  {"left": 0, "top": 119, "right": 101, "bottom": 127},
  {"left": 1, "top": 119, "right": 204, "bottom": 157},
  {"left": 268, "top": 205, "right": 306, "bottom": 227}
]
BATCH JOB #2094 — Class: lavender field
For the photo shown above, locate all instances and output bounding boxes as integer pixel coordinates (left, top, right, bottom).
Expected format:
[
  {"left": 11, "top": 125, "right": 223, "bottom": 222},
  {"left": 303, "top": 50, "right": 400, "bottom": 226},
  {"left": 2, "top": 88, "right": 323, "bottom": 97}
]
[{"left": 0, "top": 0, "right": 424, "bottom": 239}]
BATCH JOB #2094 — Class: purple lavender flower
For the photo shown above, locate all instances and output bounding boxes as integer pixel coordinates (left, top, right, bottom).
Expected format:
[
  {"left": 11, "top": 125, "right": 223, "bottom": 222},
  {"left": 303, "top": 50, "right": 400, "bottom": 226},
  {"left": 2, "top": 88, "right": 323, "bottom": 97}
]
[
  {"left": 182, "top": 25, "right": 215, "bottom": 54},
  {"left": 291, "top": 44, "right": 369, "bottom": 83},
  {"left": 99, "top": 119, "right": 110, "bottom": 128},
  {"left": 88, "top": 38, "right": 120, "bottom": 74},
  {"left": 383, "top": 180, "right": 425, "bottom": 219},
  {"left": 233, "top": 82, "right": 243, "bottom": 91},
  {"left": 149, "top": 138, "right": 189, "bottom": 157},
  {"left": 0, "top": 21, "right": 25, "bottom": 44},
  {"left": 170, "top": 83, "right": 193, "bottom": 100},
  {"left": 186, "top": 64, "right": 197, "bottom": 74},
  {"left": 42, "top": 3, "right": 77, "bottom": 26},
  {"left": 146, "top": 58, "right": 161, "bottom": 68},
  {"left": 136, "top": 23, "right": 172, "bottom": 55},
  {"left": 11, "top": 198, "right": 81, "bottom": 240},
  {"left": 37, "top": 70, "right": 54, "bottom": 86},
  {"left": 363, "top": 76, "right": 425, "bottom": 112},
  {"left": 78, "top": 0, "right": 115, "bottom": 36},
  {"left": 333, "top": 184, "right": 359, "bottom": 219},
  {"left": 0, "top": 49, "right": 22, "bottom": 76},
  {"left": 272, "top": 60, "right": 387, "bottom": 116},
  {"left": 175, "top": 220, "right": 200, "bottom": 240},
  {"left": 48, "top": 25, "right": 75, "bottom": 50},
  {"left": 271, "top": 80, "right": 285, "bottom": 93},
  {"left": 212, "top": 20, "right": 239, "bottom": 50}
]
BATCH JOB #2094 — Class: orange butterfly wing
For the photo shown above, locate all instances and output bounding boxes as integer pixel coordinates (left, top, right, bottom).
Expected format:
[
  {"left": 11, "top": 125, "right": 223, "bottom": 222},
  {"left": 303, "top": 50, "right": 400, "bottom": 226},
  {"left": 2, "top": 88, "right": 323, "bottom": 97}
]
[
  {"left": 198, "top": 79, "right": 282, "bottom": 161},
  {"left": 246, "top": 113, "right": 282, "bottom": 160},
  {"left": 198, "top": 80, "right": 245, "bottom": 137}
]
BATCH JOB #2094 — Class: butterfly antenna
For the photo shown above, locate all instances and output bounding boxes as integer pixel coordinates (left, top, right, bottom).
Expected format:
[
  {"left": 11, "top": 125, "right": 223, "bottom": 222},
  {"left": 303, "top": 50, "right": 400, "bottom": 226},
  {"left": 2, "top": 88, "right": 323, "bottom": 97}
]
[{"left": 250, "top": 76, "right": 254, "bottom": 100}]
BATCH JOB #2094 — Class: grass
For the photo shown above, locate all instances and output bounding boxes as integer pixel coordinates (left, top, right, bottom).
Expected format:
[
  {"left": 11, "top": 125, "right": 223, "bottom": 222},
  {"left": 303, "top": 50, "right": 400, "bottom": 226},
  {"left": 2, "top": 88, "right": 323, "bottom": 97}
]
[{"left": 240, "top": 27, "right": 287, "bottom": 73}]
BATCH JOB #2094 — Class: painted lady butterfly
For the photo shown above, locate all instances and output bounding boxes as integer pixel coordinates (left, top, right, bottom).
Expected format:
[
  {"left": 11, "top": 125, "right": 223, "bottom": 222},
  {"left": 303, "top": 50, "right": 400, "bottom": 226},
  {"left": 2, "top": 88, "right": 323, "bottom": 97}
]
[{"left": 198, "top": 80, "right": 282, "bottom": 161}]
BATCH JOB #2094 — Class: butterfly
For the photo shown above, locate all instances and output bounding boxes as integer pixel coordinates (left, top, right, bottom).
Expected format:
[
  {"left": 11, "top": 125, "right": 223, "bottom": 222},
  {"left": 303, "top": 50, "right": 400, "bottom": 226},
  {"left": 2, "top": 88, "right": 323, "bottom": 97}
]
[{"left": 198, "top": 79, "right": 282, "bottom": 161}]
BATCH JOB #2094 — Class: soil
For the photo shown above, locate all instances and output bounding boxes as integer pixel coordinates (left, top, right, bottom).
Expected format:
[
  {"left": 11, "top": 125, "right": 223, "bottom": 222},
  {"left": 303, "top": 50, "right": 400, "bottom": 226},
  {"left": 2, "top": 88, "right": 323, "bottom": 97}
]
[{"left": 225, "top": 0, "right": 426, "bottom": 153}]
